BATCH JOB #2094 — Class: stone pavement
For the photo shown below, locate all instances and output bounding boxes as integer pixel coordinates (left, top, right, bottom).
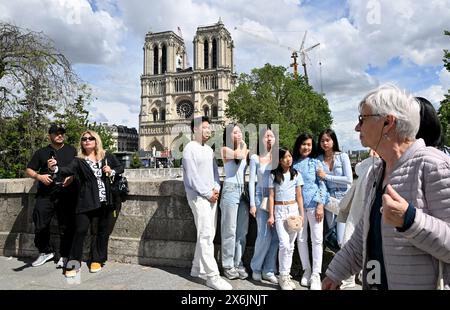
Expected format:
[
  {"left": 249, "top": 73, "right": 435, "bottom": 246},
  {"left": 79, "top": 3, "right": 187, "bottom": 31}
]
[{"left": 0, "top": 256, "right": 361, "bottom": 290}]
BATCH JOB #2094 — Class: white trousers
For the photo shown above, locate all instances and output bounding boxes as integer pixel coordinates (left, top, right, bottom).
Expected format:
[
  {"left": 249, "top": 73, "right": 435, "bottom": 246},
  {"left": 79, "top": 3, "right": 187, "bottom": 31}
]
[
  {"left": 297, "top": 208, "right": 324, "bottom": 274},
  {"left": 274, "top": 204, "right": 299, "bottom": 276},
  {"left": 188, "top": 196, "right": 220, "bottom": 277}
]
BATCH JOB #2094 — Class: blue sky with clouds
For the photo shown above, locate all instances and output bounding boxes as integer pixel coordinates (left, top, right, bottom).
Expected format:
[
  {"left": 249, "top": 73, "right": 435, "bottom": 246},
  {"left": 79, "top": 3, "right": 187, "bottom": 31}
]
[{"left": 1, "top": 0, "right": 449, "bottom": 151}]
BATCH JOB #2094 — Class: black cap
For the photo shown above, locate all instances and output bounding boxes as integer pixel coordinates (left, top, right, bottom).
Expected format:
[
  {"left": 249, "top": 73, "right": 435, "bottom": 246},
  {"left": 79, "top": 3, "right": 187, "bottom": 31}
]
[{"left": 48, "top": 124, "right": 66, "bottom": 134}]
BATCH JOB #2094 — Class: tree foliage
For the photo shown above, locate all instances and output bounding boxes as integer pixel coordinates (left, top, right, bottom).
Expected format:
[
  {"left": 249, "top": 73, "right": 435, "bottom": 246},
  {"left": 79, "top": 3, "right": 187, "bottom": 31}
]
[
  {"left": 438, "top": 30, "right": 450, "bottom": 146},
  {"left": 0, "top": 22, "right": 79, "bottom": 117},
  {"left": 0, "top": 22, "right": 112, "bottom": 178},
  {"left": 226, "top": 64, "right": 333, "bottom": 148},
  {"left": 129, "top": 152, "right": 143, "bottom": 169},
  {"left": 53, "top": 94, "right": 114, "bottom": 152}
]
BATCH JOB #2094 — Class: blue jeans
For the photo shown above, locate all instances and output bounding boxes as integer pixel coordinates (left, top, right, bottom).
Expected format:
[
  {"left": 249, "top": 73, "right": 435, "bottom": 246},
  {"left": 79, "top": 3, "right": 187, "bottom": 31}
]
[
  {"left": 220, "top": 182, "right": 249, "bottom": 269},
  {"left": 250, "top": 190, "right": 279, "bottom": 276},
  {"left": 325, "top": 189, "right": 347, "bottom": 247}
]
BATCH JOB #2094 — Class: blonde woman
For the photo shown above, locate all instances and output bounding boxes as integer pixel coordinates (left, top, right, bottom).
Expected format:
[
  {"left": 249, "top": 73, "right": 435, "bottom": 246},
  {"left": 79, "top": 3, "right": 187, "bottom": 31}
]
[{"left": 48, "top": 130, "right": 123, "bottom": 277}]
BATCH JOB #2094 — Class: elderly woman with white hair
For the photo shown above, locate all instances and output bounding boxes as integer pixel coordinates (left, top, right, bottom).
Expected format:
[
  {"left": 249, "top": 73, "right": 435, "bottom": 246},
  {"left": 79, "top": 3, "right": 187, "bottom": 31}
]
[{"left": 322, "top": 84, "right": 450, "bottom": 290}]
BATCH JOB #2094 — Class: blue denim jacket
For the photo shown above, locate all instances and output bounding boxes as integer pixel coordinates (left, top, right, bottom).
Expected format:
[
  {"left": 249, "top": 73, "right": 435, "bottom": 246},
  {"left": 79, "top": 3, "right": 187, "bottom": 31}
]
[{"left": 293, "top": 157, "right": 327, "bottom": 209}]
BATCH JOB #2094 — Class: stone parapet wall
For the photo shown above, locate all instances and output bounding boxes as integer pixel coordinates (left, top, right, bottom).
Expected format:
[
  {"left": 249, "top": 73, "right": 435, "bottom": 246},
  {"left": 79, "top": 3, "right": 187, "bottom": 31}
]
[
  {"left": 0, "top": 178, "right": 325, "bottom": 271},
  {"left": 122, "top": 167, "right": 226, "bottom": 179},
  {"left": 0, "top": 178, "right": 256, "bottom": 268}
]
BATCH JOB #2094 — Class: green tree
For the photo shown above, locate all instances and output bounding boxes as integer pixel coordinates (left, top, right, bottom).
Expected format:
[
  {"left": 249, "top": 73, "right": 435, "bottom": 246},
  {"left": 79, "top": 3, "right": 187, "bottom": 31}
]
[
  {"left": 226, "top": 64, "right": 332, "bottom": 148},
  {"left": 89, "top": 122, "right": 115, "bottom": 152},
  {"left": 0, "top": 23, "right": 112, "bottom": 178},
  {"left": 129, "top": 152, "right": 143, "bottom": 169},
  {"left": 438, "top": 30, "right": 450, "bottom": 146},
  {"left": 0, "top": 22, "right": 81, "bottom": 118},
  {"left": 0, "top": 22, "right": 87, "bottom": 178},
  {"left": 53, "top": 94, "right": 114, "bottom": 153}
]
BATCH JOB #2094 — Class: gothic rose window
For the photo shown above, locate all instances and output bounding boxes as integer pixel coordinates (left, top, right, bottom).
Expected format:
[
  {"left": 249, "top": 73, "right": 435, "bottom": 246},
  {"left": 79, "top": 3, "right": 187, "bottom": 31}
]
[{"left": 177, "top": 100, "right": 194, "bottom": 118}]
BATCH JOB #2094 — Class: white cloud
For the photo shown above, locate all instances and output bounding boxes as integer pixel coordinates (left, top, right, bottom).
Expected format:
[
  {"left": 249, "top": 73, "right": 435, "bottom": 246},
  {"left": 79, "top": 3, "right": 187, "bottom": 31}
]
[
  {"left": 440, "top": 67, "right": 450, "bottom": 89},
  {"left": 414, "top": 68, "right": 450, "bottom": 109},
  {"left": 0, "top": 0, "right": 125, "bottom": 64},
  {"left": 2, "top": 0, "right": 449, "bottom": 150}
]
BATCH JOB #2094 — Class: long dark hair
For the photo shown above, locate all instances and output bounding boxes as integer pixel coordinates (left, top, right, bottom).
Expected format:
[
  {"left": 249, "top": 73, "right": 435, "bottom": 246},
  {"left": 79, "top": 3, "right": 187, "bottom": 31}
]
[
  {"left": 256, "top": 126, "right": 278, "bottom": 155},
  {"left": 223, "top": 123, "right": 246, "bottom": 165},
  {"left": 415, "top": 97, "right": 443, "bottom": 147},
  {"left": 293, "top": 133, "right": 316, "bottom": 161},
  {"left": 317, "top": 128, "right": 341, "bottom": 156},
  {"left": 271, "top": 147, "right": 297, "bottom": 184}
]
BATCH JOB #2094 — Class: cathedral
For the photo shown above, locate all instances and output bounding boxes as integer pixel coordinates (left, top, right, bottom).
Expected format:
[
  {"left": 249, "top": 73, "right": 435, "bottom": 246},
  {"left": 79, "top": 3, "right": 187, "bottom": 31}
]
[{"left": 139, "top": 19, "right": 236, "bottom": 156}]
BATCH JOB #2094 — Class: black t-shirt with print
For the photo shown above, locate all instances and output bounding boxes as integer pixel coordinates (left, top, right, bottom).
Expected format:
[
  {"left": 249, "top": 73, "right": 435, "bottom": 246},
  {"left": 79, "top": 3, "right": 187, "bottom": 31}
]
[{"left": 27, "top": 144, "right": 77, "bottom": 195}]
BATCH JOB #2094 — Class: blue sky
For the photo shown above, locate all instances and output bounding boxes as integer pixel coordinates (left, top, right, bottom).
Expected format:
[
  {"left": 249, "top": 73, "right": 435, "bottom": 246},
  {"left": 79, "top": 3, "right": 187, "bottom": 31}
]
[{"left": 1, "top": 0, "right": 449, "bottom": 151}]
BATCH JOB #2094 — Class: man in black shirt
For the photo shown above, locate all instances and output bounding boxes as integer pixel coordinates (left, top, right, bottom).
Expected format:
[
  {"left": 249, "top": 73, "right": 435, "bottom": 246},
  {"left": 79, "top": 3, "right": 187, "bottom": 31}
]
[{"left": 26, "top": 124, "right": 77, "bottom": 268}]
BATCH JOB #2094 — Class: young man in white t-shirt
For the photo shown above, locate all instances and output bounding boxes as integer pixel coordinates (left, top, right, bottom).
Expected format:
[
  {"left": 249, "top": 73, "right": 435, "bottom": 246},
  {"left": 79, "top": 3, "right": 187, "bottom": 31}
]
[{"left": 182, "top": 116, "right": 232, "bottom": 290}]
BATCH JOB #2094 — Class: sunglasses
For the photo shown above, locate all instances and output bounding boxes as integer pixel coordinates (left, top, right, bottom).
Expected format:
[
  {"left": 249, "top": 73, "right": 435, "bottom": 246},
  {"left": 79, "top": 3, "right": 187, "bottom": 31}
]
[
  {"left": 81, "top": 136, "right": 96, "bottom": 142},
  {"left": 358, "top": 114, "right": 380, "bottom": 126}
]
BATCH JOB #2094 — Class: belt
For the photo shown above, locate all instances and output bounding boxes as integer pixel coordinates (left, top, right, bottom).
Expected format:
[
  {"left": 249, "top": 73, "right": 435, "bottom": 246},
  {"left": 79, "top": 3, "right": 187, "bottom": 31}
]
[{"left": 274, "top": 200, "right": 296, "bottom": 205}]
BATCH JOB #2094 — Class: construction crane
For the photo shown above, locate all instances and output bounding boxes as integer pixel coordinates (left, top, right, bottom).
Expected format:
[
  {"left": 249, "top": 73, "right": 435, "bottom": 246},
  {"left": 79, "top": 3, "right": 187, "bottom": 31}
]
[
  {"left": 234, "top": 26, "right": 320, "bottom": 84},
  {"left": 176, "top": 26, "right": 190, "bottom": 68},
  {"left": 295, "top": 30, "right": 320, "bottom": 84}
]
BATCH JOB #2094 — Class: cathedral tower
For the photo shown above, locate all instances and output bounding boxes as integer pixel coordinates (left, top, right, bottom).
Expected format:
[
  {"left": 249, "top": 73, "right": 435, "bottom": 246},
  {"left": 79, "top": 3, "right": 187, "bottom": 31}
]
[{"left": 139, "top": 19, "right": 236, "bottom": 157}]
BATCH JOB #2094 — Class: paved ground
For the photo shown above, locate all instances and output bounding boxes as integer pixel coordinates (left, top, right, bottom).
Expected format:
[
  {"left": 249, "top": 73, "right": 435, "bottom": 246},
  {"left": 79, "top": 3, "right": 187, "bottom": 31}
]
[{"left": 0, "top": 256, "right": 361, "bottom": 290}]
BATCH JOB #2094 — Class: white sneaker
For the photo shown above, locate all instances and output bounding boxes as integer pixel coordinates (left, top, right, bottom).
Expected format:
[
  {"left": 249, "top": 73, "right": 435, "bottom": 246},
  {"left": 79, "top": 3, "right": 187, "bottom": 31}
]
[
  {"left": 262, "top": 273, "right": 278, "bottom": 284},
  {"left": 236, "top": 266, "right": 248, "bottom": 279},
  {"left": 287, "top": 275, "right": 297, "bottom": 289},
  {"left": 310, "top": 273, "right": 322, "bottom": 290},
  {"left": 190, "top": 267, "right": 207, "bottom": 280},
  {"left": 32, "top": 253, "right": 54, "bottom": 267},
  {"left": 56, "top": 257, "right": 67, "bottom": 269},
  {"left": 252, "top": 271, "right": 262, "bottom": 282},
  {"left": 223, "top": 267, "right": 239, "bottom": 280},
  {"left": 340, "top": 276, "right": 356, "bottom": 289},
  {"left": 206, "top": 275, "right": 233, "bottom": 290},
  {"left": 300, "top": 268, "right": 312, "bottom": 287},
  {"left": 279, "top": 275, "right": 293, "bottom": 290}
]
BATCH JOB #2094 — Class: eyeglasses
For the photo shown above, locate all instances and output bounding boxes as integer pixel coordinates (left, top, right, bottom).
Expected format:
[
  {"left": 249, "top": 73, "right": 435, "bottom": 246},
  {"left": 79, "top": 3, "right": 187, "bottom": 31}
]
[
  {"left": 81, "top": 136, "right": 96, "bottom": 142},
  {"left": 358, "top": 114, "right": 381, "bottom": 126}
]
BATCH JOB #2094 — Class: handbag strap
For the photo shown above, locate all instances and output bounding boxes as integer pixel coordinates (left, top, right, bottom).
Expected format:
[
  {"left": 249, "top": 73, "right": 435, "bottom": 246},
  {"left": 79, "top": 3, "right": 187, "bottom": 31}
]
[{"left": 105, "top": 158, "right": 115, "bottom": 184}]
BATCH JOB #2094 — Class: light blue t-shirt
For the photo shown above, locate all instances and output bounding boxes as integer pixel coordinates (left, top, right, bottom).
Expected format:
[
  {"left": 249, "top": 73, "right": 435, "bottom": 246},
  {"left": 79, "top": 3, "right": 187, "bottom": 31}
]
[
  {"left": 268, "top": 171, "right": 304, "bottom": 201},
  {"left": 317, "top": 152, "right": 352, "bottom": 192},
  {"left": 248, "top": 154, "right": 274, "bottom": 206},
  {"left": 223, "top": 159, "right": 247, "bottom": 184}
]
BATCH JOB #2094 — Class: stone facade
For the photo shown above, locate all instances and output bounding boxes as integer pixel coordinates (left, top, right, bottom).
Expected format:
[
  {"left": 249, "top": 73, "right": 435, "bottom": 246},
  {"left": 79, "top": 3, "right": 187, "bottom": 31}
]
[
  {"left": 139, "top": 19, "right": 236, "bottom": 153},
  {"left": 105, "top": 124, "right": 139, "bottom": 153}
]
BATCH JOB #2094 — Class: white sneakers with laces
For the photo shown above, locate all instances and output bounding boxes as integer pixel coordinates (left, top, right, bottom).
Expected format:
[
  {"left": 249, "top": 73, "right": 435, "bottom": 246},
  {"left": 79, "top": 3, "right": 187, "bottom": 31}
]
[
  {"left": 31, "top": 253, "right": 54, "bottom": 267},
  {"left": 310, "top": 273, "right": 322, "bottom": 290},
  {"left": 206, "top": 275, "right": 233, "bottom": 290},
  {"left": 236, "top": 266, "right": 248, "bottom": 279},
  {"left": 300, "top": 268, "right": 312, "bottom": 287},
  {"left": 223, "top": 267, "right": 240, "bottom": 280},
  {"left": 279, "top": 274, "right": 294, "bottom": 290},
  {"left": 262, "top": 273, "right": 278, "bottom": 284}
]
